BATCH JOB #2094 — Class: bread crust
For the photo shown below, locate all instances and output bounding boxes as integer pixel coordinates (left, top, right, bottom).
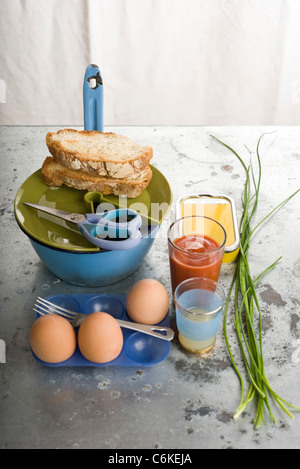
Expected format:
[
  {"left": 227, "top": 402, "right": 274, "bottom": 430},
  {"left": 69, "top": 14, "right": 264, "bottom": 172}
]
[
  {"left": 41, "top": 156, "right": 152, "bottom": 198},
  {"left": 46, "top": 129, "right": 153, "bottom": 179}
]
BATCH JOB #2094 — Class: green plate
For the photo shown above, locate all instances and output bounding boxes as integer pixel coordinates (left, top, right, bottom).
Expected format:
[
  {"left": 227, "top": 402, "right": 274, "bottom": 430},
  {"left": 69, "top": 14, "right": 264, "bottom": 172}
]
[{"left": 14, "top": 165, "right": 173, "bottom": 252}]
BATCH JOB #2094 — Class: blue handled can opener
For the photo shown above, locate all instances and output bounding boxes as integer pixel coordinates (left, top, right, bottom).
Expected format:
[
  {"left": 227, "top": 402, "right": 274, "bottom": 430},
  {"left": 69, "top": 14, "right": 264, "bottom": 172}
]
[
  {"left": 83, "top": 64, "right": 103, "bottom": 131},
  {"left": 23, "top": 203, "right": 142, "bottom": 251}
]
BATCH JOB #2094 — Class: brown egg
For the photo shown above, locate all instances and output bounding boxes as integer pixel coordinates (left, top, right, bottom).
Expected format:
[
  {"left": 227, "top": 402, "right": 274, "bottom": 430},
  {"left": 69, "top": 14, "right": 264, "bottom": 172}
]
[
  {"left": 30, "top": 314, "right": 77, "bottom": 363},
  {"left": 126, "top": 278, "right": 169, "bottom": 325},
  {"left": 78, "top": 312, "right": 123, "bottom": 363}
]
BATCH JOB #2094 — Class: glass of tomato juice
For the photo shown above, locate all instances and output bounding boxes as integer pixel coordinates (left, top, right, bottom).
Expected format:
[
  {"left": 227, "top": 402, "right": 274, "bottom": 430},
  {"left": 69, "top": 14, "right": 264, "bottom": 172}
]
[{"left": 167, "top": 215, "right": 226, "bottom": 294}]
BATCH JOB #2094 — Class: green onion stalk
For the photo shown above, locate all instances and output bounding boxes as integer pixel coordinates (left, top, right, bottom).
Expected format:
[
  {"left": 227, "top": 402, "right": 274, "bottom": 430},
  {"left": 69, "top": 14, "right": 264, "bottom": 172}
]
[{"left": 211, "top": 133, "right": 300, "bottom": 428}]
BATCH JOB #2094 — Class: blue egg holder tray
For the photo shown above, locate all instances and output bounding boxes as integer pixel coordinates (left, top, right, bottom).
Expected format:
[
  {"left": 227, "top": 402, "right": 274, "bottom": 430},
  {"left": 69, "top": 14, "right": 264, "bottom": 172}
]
[{"left": 33, "top": 293, "right": 171, "bottom": 367}]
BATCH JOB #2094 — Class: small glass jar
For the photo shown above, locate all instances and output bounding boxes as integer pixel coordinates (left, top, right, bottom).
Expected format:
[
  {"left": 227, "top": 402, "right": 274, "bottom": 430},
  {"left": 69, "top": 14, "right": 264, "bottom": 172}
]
[{"left": 174, "top": 277, "right": 226, "bottom": 354}]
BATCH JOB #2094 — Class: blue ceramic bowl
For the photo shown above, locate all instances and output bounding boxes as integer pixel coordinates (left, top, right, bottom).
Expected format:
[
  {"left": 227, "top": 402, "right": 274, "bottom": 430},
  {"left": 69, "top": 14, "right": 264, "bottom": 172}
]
[
  {"left": 25, "top": 225, "right": 159, "bottom": 286},
  {"left": 14, "top": 167, "right": 172, "bottom": 286}
]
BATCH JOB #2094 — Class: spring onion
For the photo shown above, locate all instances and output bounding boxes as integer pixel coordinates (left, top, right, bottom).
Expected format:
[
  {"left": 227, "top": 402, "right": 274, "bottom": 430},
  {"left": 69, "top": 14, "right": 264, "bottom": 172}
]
[{"left": 211, "top": 133, "right": 300, "bottom": 428}]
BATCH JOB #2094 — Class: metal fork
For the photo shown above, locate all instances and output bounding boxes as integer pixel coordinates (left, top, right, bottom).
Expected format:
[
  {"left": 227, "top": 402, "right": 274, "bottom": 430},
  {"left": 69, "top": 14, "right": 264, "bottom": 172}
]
[{"left": 34, "top": 297, "right": 174, "bottom": 341}]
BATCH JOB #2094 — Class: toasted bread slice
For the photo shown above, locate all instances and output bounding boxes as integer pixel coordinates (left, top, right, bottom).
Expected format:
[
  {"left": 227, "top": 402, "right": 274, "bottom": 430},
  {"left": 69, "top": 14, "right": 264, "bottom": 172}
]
[
  {"left": 41, "top": 156, "right": 152, "bottom": 198},
  {"left": 46, "top": 129, "right": 153, "bottom": 179}
]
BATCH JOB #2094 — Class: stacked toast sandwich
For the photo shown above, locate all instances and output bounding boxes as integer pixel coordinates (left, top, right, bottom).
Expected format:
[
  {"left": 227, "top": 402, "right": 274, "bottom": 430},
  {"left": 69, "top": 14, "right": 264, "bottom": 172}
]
[{"left": 41, "top": 129, "right": 153, "bottom": 198}]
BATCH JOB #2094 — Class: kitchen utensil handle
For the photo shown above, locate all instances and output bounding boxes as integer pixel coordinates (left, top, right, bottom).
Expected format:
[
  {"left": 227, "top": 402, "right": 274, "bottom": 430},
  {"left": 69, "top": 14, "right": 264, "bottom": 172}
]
[
  {"left": 84, "top": 210, "right": 142, "bottom": 230},
  {"left": 77, "top": 220, "right": 142, "bottom": 250},
  {"left": 116, "top": 319, "right": 174, "bottom": 341},
  {"left": 97, "top": 209, "right": 143, "bottom": 231},
  {"left": 83, "top": 64, "right": 103, "bottom": 131}
]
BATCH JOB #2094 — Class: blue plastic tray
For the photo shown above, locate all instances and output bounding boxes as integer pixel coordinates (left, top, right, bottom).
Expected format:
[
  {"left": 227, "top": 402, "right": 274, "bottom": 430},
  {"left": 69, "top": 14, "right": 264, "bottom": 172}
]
[{"left": 33, "top": 293, "right": 171, "bottom": 367}]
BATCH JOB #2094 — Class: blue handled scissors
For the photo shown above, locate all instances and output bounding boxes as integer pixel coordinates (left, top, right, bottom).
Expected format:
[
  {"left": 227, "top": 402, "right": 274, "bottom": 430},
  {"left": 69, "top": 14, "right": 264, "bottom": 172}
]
[{"left": 23, "top": 203, "right": 142, "bottom": 250}]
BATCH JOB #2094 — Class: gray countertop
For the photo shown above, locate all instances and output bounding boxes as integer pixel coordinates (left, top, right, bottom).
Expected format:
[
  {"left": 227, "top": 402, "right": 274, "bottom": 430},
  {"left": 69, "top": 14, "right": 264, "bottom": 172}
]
[{"left": 1, "top": 125, "right": 300, "bottom": 450}]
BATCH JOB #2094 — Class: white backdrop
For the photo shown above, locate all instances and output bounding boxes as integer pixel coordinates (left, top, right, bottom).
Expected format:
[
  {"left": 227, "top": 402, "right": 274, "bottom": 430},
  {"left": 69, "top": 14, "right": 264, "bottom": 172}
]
[{"left": 1, "top": 0, "right": 300, "bottom": 126}]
